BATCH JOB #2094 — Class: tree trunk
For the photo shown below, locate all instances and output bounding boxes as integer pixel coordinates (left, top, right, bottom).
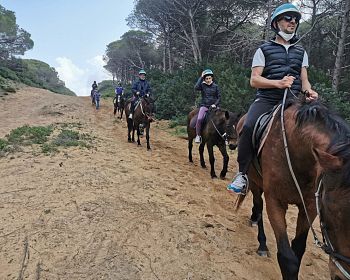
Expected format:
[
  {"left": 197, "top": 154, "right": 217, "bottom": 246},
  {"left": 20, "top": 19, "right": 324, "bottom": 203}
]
[
  {"left": 332, "top": 0, "right": 350, "bottom": 91},
  {"left": 188, "top": 8, "right": 202, "bottom": 63},
  {"left": 264, "top": 0, "right": 273, "bottom": 41}
]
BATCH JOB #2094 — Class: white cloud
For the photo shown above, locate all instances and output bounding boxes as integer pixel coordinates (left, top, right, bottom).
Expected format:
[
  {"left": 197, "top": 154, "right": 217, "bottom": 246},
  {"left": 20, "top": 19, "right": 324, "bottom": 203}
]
[{"left": 55, "top": 56, "right": 112, "bottom": 96}]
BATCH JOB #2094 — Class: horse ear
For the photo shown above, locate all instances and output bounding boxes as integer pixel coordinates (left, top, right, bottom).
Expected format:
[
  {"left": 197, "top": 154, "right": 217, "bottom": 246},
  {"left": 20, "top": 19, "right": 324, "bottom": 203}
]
[
  {"left": 225, "top": 111, "right": 230, "bottom": 120},
  {"left": 313, "top": 148, "right": 343, "bottom": 171}
]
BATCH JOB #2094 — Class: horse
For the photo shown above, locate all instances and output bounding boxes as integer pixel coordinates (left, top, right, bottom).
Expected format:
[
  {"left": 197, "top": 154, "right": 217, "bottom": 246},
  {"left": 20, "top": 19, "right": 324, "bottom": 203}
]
[
  {"left": 187, "top": 108, "right": 240, "bottom": 179},
  {"left": 90, "top": 89, "right": 96, "bottom": 105},
  {"left": 124, "top": 95, "right": 155, "bottom": 150},
  {"left": 113, "top": 95, "right": 125, "bottom": 119},
  {"left": 236, "top": 95, "right": 350, "bottom": 280}
]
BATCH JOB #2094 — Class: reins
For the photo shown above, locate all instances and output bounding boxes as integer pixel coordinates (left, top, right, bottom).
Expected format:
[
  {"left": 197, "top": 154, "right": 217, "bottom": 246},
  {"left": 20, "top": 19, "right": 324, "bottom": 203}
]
[
  {"left": 281, "top": 88, "right": 350, "bottom": 279},
  {"left": 209, "top": 109, "right": 228, "bottom": 144}
]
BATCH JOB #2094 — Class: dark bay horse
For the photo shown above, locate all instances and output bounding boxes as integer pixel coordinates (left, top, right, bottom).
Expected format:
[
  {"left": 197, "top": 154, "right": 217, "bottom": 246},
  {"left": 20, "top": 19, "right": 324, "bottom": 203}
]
[
  {"left": 90, "top": 89, "right": 96, "bottom": 105},
  {"left": 236, "top": 97, "right": 350, "bottom": 280},
  {"left": 113, "top": 95, "right": 125, "bottom": 119},
  {"left": 124, "top": 96, "right": 155, "bottom": 150},
  {"left": 187, "top": 108, "right": 240, "bottom": 179}
]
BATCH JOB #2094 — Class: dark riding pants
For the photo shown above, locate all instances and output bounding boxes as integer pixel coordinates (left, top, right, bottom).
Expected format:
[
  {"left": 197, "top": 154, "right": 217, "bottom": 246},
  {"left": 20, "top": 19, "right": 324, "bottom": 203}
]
[{"left": 237, "top": 97, "right": 281, "bottom": 174}]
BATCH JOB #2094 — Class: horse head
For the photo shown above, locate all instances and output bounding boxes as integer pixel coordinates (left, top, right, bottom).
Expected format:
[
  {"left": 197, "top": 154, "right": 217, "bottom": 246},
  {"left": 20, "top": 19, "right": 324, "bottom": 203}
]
[
  {"left": 210, "top": 109, "right": 240, "bottom": 150},
  {"left": 295, "top": 101, "right": 350, "bottom": 279},
  {"left": 313, "top": 146, "right": 350, "bottom": 280}
]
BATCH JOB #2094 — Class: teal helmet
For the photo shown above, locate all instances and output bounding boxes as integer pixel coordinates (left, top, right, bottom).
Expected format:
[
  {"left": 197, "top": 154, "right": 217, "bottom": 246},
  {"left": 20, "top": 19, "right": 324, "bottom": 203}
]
[
  {"left": 271, "top": 3, "right": 301, "bottom": 31},
  {"left": 202, "top": 69, "right": 214, "bottom": 77},
  {"left": 139, "top": 69, "right": 146, "bottom": 75}
]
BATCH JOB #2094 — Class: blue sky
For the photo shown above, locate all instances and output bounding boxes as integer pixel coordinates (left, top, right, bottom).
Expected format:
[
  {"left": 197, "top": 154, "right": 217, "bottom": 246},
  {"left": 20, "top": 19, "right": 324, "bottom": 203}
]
[{"left": 1, "top": 0, "right": 134, "bottom": 95}]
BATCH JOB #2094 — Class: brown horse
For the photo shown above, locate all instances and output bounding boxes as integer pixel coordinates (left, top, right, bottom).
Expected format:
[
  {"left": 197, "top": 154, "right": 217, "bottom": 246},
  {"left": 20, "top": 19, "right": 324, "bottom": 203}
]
[
  {"left": 113, "top": 95, "right": 125, "bottom": 119},
  {"left": 236, "top": 97, "right": 350, "bottom": 280},
  {"left": 124, "top": 96, "right": 155, "bottom": 150},
  {"left": 187, "top": 108, "right": 240, "bottom": 179}
]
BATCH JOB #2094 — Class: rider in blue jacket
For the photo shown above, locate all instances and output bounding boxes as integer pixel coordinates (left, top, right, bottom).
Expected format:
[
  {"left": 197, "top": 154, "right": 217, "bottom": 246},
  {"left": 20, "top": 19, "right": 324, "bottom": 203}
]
[{"left": 129, "top": 69, "right": 151, "bottom": 119}]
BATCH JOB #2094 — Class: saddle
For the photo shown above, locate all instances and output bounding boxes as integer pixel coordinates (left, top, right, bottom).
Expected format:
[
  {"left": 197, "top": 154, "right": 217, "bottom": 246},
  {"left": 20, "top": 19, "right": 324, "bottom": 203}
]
[
  {"left": 189, "top": 109, "right": 211, "bottom": 131},
  {"left": 252, "top": 104, "right": 282, "bottom": 174}
]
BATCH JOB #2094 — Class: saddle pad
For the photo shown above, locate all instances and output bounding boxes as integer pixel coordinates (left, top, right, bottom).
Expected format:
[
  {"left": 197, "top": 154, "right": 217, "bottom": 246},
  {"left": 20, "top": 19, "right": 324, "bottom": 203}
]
[{"left": 253, "top": 104, "right": 282, "bottom": 156}]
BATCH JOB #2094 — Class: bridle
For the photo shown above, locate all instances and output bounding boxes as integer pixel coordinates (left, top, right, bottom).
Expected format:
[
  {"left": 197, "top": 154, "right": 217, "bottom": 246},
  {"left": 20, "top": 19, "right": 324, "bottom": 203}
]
[
  {"left": 139, "top": 97, "right": 153, "bottom": 121},
  {"left": 316, "top": 177, "right": 350, "bottom": 279},
  {"left": 280, "top": 88, "right": 350, "bottom": 279},
  {"left": 209, "top": 109, "right": 235, "bottom": 145}
]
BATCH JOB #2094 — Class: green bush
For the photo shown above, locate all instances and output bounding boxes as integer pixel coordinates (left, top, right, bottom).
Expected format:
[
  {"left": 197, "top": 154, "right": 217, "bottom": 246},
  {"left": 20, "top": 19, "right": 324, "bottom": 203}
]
[
  {"left": 53, "top": 129, "right": 80, "bottom": 147},
  {"left": 6, "top": 125, "right": 54, "bottom": 145},
  {"left": 0, "top": 139, "right": 8, "bottom": 151}
]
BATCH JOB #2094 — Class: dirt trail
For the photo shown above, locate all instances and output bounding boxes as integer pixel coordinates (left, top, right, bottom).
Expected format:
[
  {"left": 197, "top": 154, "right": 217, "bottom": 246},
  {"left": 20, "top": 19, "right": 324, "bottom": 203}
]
[{"left": 0, "top": 87, "right": 330, "bottom": 279}]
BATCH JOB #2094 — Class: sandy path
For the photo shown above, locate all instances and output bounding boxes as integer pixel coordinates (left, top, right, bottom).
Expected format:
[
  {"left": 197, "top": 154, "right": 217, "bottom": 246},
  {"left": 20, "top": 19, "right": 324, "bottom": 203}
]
[{"left": 0, "top": 87, "right": 330, "bottom": 279}]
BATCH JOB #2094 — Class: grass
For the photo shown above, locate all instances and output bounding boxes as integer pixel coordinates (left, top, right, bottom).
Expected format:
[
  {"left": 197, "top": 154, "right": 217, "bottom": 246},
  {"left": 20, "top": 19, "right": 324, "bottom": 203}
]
[
  {"left": 0, "top": 139, "right": 8, "bottom": 151},
  {"left": 6, "top": 125, "right": 54, "bottom": 145},
  {"left": 0, "top": 124, "right": 92, "bottom": 156}
]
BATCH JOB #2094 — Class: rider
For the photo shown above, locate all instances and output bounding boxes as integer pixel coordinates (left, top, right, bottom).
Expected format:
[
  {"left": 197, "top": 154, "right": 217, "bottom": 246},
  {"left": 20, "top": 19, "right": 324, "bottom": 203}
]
[
  {"left": 227, "top": 3, "right": 318, "bottom": 195},
  {"left": 115, "top": 82, "right": 124, "bottom": 98},
  {"left": 194, "top": 69, "right": 221, "bottom": 144},
  {"left": 128, "top": 69, "right": 151, "bottom": 119},
  {"left": 92, "top": 81, "right": 98, "bottom": 90},
  {"left": 114, "top": 82, "right": 124, "bottom": 105}
]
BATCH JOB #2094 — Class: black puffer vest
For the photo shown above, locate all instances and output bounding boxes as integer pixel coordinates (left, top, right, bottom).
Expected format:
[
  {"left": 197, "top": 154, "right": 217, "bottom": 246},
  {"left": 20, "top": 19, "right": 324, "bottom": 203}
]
[{"left": 256, "top": 41, "right": 304, "bottom": 101}]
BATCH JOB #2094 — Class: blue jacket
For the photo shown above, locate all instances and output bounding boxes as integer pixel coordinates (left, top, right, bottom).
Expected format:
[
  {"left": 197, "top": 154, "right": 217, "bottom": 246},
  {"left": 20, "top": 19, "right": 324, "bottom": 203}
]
[
  {"left": 115, "top": 86, "right": 124, "bottom": 95},
  {"left": 131, "top": 79, "right": 151, "bottom": 97},
  {"left": 194, "top": 77, "right": 221, "bottom": 107}
]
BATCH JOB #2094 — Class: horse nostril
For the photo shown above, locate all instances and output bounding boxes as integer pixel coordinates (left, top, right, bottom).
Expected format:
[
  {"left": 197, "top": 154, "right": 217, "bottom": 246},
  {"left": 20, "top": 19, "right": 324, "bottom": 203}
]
[{"left": 229, "top": 144, "right": 237, "bottom": 150}]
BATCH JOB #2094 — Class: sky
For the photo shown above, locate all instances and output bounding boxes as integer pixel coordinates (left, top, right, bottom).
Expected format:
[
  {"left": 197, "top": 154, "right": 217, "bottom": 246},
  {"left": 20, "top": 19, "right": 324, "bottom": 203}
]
[{"left": 1, "top": 0, "right": 134, "bottom": 96}]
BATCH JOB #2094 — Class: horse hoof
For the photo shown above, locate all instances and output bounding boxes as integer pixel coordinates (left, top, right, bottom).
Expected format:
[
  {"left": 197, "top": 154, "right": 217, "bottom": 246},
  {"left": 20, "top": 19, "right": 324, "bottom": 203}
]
[
  {"left": 201, "top": 165, "right": 207, "bottom": 169},
  {"left": 220, "top": 175, "right": 226, "bottom": 180},
  {"left": 257, "top": 250, "right": 269, "bottom": 257},
  {"left": 249, "top": 219, "right": 258, "bottom": 227},
  {"left": 128, "top": 139, "right": 132, "bottom": 143},
  {"left": 211, "top": 174, "right": 217, "bottom": 179}
]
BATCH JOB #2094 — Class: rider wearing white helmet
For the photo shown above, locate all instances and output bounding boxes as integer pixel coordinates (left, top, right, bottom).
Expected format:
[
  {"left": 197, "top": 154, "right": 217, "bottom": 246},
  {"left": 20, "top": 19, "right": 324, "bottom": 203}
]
[
  {"left": 194, "top": 69, "right": 221, "bottom": 144},
  {"left": 129, "top": 69, "right": 151, "bottom": 119},
  {"left": 228, "top": 3, "right": 318, "bottom": 195}
]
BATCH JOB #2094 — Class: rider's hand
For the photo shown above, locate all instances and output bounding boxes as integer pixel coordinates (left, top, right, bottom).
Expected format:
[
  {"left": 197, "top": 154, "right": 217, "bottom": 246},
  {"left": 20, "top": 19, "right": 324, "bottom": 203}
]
[
  {"left": 146, "top": 93, "right": 150, "bottom": 97},
  {"left": 278, "top": 76, "right": 295, "bottom": 89},
  {"left": 304, "top": 89, "right": 318, "bottom": 101},
  {"left": 136, "top": 91, "right": 140, "bottom": 96},
  {"left": 211, "top": 104, "right": 216, "bottom": 108}
]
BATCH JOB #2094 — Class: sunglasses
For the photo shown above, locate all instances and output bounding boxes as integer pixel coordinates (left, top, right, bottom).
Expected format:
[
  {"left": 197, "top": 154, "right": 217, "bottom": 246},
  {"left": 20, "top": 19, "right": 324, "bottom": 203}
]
[{"left": 279, "top": 14, "right": 299, "bottom": 23}]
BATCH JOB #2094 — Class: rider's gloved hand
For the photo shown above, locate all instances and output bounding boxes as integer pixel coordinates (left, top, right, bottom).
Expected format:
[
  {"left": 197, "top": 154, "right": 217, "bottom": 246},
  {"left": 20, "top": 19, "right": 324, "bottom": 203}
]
[
  {"left": 136, "top": 92, "right": 140, "bottom": 96},
  {"left": 211, "top": 104, "right": 216, "bottom": 108},
  {"left": 146, "top": 93, "right": 150, "bottom": 97}
]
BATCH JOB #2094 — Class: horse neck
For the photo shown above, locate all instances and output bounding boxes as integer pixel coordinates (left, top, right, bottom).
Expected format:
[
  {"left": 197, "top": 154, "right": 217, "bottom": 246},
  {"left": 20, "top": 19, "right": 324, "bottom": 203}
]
[{"left": 286, "top": 106, "right": 332, "bottom": 155}]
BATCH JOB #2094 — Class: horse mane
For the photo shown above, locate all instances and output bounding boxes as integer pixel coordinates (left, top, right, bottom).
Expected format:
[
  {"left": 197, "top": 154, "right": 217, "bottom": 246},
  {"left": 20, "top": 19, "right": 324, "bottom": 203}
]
[{"left": 296, "top": 99, "right": 350, "bottom": 162}]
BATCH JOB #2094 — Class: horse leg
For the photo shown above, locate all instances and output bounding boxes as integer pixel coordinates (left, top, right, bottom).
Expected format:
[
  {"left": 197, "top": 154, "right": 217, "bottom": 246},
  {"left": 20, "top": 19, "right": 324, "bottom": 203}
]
[
  {"left": 132, "top": 125, "right": 136, "bottom": 142},
  {"left": 207, "top": 143, "right": 217, "bottom": 178},
  {"left": 127, "top": 119, "right": 132, "bottom": 142},
  {"left": 137, "top": 126, "right": 141, "bottom": 146},
  {"left": 218, "top": 144, "right": 229, "bottom": 179},
  {"left": 251, "top": 187, "right": 269, "bottom": 256},
  {"left": 145, "top": 122, "right": 151, "bottom": 150},
  {"left": 188, "top": 138, "right": 193, "bottom": 163},
  {"left": 199, "top": 142, "right": 206, "bottom": 168},
  {"left": 291, "top": 205, "right": 315, "bottom": 270},
  {"left": 120, "top": 109, "right": 124, "bottom": 119},
  {"left": 266, "top": 196, "right": 299, "bottom": 280}
]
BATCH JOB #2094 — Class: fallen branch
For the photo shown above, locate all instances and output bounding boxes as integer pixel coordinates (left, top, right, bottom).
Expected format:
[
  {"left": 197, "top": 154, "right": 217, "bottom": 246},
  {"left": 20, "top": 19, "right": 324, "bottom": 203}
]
[{"left": 17, "top": 236, "right": 29, "bottom": 280}]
